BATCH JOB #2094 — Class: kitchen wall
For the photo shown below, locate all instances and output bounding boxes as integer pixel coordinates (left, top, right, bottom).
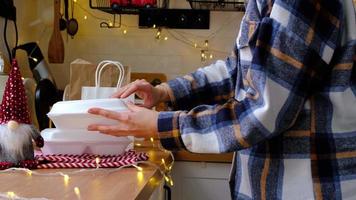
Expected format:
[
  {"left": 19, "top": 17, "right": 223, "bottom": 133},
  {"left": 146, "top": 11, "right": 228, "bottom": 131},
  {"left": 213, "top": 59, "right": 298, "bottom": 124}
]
[{"left": 4, "top": 0, "right": 243, "bottom": 90}]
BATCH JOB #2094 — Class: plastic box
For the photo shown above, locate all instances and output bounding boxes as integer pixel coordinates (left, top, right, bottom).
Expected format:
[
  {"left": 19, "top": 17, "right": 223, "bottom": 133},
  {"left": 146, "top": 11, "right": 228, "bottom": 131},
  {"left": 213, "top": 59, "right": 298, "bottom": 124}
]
[
  {"left": 47, "top": 98, "right": 129, "bottom": 129},
  {"left": 41, "top": 129, "right": 132, "bottom": 155}
]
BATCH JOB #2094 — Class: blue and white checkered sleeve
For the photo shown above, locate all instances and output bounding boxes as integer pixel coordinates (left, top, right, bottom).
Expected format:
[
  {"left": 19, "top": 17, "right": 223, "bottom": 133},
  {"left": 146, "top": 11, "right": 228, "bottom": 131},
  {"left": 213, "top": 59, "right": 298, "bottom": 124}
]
[
  {"left": 165, "top": 54, "right": 238, "bottom": 111},
  {"left": 158, "top": 0, "right": 343, "bottom": 153}
]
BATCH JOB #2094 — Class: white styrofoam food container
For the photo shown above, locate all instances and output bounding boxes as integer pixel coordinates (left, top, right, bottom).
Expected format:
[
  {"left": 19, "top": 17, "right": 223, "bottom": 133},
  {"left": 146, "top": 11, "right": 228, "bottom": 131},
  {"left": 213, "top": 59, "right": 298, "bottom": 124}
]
[
  {"left": 47, "top": 98, "right": 128, "bottom": 129},
  {"left": 41, "top": 128, "right": 132, "bottom": 155}
]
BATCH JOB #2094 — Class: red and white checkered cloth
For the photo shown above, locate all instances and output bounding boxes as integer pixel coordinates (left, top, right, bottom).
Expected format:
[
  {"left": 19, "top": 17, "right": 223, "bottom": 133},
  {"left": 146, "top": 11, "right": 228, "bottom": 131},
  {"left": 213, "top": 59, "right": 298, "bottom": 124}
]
[{"left": 35, "top": 150, "right": 148, "bottom": 169}]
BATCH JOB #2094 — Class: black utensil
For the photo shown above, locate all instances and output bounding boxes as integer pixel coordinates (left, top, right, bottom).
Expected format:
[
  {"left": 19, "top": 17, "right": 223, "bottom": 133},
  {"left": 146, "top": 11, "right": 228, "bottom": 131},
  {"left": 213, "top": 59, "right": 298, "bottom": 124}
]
[{"left": 67, "top": 0, "right": 78, "bottom": 38}]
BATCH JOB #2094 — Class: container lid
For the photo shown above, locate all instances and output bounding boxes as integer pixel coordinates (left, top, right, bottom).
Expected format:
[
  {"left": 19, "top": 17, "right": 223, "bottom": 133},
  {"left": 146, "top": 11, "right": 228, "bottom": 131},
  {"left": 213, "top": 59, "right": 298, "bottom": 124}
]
[{"left": 48, "top": 98, "right": 128, "bottom": 115}]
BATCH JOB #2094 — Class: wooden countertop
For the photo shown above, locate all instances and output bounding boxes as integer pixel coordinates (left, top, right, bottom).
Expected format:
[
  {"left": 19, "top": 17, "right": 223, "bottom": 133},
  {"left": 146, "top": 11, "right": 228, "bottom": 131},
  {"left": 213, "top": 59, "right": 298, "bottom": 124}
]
[{"left": 0, "top": 144, "right": 171, "bottom": 200}]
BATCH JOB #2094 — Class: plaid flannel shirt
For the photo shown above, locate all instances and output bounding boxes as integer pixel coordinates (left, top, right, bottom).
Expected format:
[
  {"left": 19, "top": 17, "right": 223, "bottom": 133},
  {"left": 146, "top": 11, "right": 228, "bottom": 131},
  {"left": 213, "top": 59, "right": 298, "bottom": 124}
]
[{"left": 158, "top": 0, "right": 356, "bottom": 199}]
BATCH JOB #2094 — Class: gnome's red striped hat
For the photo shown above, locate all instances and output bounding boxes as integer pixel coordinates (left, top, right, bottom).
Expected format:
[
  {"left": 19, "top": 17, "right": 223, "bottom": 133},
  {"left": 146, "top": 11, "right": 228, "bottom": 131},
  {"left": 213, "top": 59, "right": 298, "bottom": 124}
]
[{"left": 0, "top": 59, "right": 31, "bottom": 124}]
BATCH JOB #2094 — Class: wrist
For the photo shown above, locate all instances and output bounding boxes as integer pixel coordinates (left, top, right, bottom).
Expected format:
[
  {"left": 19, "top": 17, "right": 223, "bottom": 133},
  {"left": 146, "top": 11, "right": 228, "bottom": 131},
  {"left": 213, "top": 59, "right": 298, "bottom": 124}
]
[{"left": 155, "top": 83, "right": 172, "bottom": 103}]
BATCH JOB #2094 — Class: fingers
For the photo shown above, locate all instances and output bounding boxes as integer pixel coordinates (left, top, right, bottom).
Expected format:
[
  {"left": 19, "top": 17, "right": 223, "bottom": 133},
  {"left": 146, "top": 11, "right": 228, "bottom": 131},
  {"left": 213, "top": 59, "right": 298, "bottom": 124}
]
[
  {"left": 87, "top": 124, "right": 130, "bottom": 137},
  {"left": 111, "top": 79, "right": 150, "bottom": 99},
  {"left": 88, "top": 108, "right": 129, "bottom": 121},
  {"left": 125, "top": 102, "right": 142, "bottom": 112}
]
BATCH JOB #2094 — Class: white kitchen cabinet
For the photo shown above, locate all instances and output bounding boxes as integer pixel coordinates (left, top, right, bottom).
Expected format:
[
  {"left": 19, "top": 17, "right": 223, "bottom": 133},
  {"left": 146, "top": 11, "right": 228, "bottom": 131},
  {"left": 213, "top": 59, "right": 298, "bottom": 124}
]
[{"left": 171, "top": 161, "right": 232, "bottom": 200}]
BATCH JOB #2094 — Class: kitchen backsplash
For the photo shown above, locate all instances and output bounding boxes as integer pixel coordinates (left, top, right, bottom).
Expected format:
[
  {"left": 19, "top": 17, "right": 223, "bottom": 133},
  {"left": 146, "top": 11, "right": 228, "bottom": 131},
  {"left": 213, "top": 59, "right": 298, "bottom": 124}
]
[{"left": 1, "top": 0, "right": 243, "bottom": 90}]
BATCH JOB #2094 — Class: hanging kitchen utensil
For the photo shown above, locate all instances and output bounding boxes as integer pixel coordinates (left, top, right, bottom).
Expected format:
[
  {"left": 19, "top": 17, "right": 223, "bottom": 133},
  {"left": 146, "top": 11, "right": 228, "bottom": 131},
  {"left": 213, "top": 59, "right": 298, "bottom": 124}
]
[
  {"left": 48, "top": 0, "right": 65, "bottom": 63},
  {"left": 59, "top": 14, "right": 67, "bottom": 31},
  {"left": 67, "top": 0, "right": 78, "bottom": 38},
  {"left": 59, "top": 0, "right": 69, "bottom": 31}
]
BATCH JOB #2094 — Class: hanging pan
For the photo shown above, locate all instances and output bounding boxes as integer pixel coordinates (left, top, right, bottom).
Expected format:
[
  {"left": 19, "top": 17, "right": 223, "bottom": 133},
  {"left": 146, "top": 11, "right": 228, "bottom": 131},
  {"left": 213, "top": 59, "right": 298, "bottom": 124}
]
[{"left": 67, "top": 0, "right": 78, "bottom": 38}]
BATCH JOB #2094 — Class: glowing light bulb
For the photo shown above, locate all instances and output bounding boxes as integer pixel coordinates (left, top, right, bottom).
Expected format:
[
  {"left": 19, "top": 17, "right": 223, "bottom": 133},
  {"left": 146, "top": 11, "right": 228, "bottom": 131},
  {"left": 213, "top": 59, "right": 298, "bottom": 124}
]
[
  {"left": 95, "top": 157, "right": 100, "bottom": 168},
  {"left": 150, "top": 137, "right": 154, "bottom": 143},
  {"left": 204, "top": 40, "right": 209, "bottom": 47},
  {"left": 63, "top": 174, "right": 70, "bottom": 186},
  {"left": 164, "top": 36, "right": 168, "bottom": 41},
  {"left": 209, "top": 54, "right": 213, "bottom": 59},
  {"left": 29, "top": 57, "right": 38, "bottom": 62},
  {"left": 161, "top": 158, "right": 165, "bottom": 165},
  {"left": 135, "top": 143, "right": 142, "bottom": 146},
  {"left": 169, "top": 179, "right": 174, "bottom": 186},
  {"left": 74, "top": 187, "right": 80, "bottom": 197},
  {"left": 73, "top": 0, "right": 77, "bottom": 3},
  {"left": 133, "top": 164, "right": 143, "bottom": 171},
  {"left": 123, "top": 29, "right": 127, "bottom": 34},
  {"left": 84, "top": 15, "right": 87, "bottom": 20},
  {"left": 7, "top": 191, "right": 16, "bottom": 199},
  {"left": 137, "top": 171, "right": 144, "bottom": 183},
  {"left": 164, "top": 175, "right": 170, "bottom": 182},
  {"left": 194, "top": 43, "right": 198, "bottom": 48},
  {"left": 109, "top": 22, "right": 113, "bottom": 27},
  {"left": 153, "top": 24, "right": 156, "bottom": 28}
]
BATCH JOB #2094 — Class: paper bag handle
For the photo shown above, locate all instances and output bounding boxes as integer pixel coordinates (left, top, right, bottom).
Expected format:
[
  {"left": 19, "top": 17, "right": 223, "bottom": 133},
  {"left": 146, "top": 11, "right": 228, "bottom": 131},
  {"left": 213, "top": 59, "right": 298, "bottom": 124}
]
[{"left": 95, "top": 60, "right": 125, "bottom": 88}]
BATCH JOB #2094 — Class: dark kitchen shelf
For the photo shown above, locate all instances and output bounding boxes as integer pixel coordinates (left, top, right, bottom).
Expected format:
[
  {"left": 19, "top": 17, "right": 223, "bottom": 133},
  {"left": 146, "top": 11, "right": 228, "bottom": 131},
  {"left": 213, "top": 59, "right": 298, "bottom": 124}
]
[{"left": 187, "top": 0, "right": 245, "bottom": 11}]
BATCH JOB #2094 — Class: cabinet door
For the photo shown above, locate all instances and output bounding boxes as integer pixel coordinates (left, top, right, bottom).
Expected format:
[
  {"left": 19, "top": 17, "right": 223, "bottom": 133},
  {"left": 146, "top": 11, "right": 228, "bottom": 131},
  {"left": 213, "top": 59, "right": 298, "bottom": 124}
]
[{"left": 171, "top": 161, "right": 232, "bottom": 200}]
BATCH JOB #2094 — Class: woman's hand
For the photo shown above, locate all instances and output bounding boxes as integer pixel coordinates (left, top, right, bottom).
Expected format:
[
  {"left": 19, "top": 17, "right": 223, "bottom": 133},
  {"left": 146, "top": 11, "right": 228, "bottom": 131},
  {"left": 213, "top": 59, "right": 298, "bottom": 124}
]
[
  {"left": 111, "top": 79, "right": 169, "bottom": 109},
  {"left": 87, "top": 102, "right": 159, "bottom": 138}
]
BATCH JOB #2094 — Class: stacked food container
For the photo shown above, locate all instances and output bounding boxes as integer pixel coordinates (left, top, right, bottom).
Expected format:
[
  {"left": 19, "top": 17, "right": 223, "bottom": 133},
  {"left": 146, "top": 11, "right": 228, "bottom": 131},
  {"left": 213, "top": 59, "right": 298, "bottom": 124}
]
[{"left": 41, "top": 98, "right": 132, "bottom": 155}]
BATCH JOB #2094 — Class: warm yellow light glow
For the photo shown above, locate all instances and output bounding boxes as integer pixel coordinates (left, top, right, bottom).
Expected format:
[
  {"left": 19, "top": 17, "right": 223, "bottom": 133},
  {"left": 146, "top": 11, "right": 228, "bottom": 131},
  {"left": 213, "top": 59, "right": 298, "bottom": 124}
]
[
  {"left": 161, "top": 158, "right": 165, "bottom": 165},
  {"left": 150, "top": 137, "right": 154, "bottom": 142},
  {"left": 29, "top": 57, "right": 38, "bottom": 62},
  {"left": 209, "top": 54, "right": 213, "bottom": 59},
  {"left": 74, "top": 187, "right": 80, "bottom": 197},
  {"left": 204, "top": 40, "right": 209, "bottom": 47},
  {"left": 109, "top": 22, "right": 113, "bottom": 27},
  {"left": 7, "top": 191, "right": 16, "bottom": 199},
  {"left": 194, "top": 43, "right": 198, "bottom": 48},
  {"left": 153, "top": 24, "right": 156, "bottom": 28},
  {"left": 135, "top": 143, "right": 142, "bottom": 146},
  {"left": 95, "top": 157, "right": 100, "bottom": 168},
  {"left": 201, "top": 52, "right": 205, "bottom": 58},
  {"left": 137, "top": 171, "right": 144, "bottom": 183},
  {"left": 164, "top": 36, "right": 168, "bottom": 40},
  {"left": 73, "top": 0, "right": 77, "bottom": 3},
  {"left": 27, "top": 170, "right": 32, "bottom": 176},
  {"left": 123, "top": 29, "right": 127, "bottom": 34},
  {"left": 133, "top": 164, "right": 143, "bottom": 171},
  {"left": 164, "top": 175, "right": 170, "bottom": 182},
  {"left": 84, "top": 15, "right": 87, "bottom": 20},
  {"left": 63, "top": 174, "right": 70, "bottom": 186},
  {"left": 169, "top": 179, "right": 174, "bottom": 186}
]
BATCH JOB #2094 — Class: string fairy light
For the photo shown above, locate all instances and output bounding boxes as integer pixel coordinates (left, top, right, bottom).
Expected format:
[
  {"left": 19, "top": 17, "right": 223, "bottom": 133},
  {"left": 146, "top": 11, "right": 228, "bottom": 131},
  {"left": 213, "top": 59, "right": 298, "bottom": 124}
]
[
  {"left": 74, "top": 187, "right": 81, "bottom": 198},
  {"left": 0, "top": 142, "right": 176, "bottom": 199},
  {"left": 7, "top": 191, "right": 15, "bottom": 199},
  {"left": 95, "top": 157, "right": 100, "bottom": 168}
]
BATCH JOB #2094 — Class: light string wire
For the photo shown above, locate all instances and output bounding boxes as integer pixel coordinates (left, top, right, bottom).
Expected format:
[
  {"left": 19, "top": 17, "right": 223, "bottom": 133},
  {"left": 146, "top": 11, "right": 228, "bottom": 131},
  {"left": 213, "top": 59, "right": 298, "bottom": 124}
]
[
  {"left": 74, "top": 1, "right": 235, "bottom": 55},
  {"left": 0, "top": 146, "right": 175, "bottom": 199}
]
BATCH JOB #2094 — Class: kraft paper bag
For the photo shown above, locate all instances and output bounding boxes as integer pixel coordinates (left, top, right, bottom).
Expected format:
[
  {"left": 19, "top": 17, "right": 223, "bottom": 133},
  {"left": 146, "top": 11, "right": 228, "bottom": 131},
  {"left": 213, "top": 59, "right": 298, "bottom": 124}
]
[
  {"left": 67, "top": 59, "right": 130, "bottom": 100},
  {"left": 81, "top": 60, "right": 133, "bottom": 100}
]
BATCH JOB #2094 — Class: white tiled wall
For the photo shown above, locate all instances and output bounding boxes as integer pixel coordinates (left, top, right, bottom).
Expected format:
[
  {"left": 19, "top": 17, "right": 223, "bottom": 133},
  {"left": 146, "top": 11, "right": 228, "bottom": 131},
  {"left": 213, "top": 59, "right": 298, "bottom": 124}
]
[{"left": 2, "top": 0, "right": 243, "bottom": 90}]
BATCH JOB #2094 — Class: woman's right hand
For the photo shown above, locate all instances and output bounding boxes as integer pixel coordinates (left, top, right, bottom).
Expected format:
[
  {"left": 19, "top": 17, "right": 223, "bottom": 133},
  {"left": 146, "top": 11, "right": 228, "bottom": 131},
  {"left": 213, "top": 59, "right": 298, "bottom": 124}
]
[{"left": 111, "top": 79, "right": 169, "bottom": 109}]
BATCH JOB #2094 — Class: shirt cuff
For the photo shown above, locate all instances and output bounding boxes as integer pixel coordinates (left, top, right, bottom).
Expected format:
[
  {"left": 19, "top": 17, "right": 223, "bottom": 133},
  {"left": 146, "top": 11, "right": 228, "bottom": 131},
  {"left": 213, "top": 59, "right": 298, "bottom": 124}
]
[{"left": 157, "top": 111, "right": 186, "bottom": 151}]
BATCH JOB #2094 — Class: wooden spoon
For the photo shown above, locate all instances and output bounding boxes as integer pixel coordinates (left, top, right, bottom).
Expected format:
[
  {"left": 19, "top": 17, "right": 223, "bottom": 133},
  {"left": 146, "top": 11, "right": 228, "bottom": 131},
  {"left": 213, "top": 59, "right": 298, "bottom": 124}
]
[{"left": 48, "top": 0, "right": 64, "bottom": 63}]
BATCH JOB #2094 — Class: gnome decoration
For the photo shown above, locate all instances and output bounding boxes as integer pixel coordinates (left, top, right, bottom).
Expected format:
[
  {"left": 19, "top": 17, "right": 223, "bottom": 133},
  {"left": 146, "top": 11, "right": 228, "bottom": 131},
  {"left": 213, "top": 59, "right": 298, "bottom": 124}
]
[{"left": 0, "top": 59, "right": 44, "bottom": 169}]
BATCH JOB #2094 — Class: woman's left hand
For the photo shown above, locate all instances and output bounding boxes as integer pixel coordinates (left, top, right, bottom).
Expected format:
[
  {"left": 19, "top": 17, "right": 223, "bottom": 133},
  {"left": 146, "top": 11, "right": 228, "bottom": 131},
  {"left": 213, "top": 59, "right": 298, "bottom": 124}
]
[{"left": 87, "top": 103, "right": 159, "bottom": 138}]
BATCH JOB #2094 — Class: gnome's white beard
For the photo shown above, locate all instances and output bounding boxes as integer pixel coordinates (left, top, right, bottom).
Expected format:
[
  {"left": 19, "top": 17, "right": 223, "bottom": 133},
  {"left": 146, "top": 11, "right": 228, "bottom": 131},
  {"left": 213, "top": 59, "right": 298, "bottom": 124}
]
[{"left": 0, "top": 124, "right": 33, "bottom": 162}]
